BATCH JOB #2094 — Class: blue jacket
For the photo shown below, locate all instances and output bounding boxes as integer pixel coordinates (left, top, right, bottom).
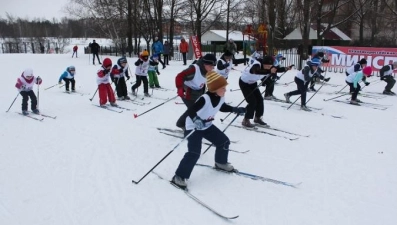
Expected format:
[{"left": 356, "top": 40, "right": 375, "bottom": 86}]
[
  {"left": 152, "top": 41, "right": 163, "bottom": 54},
  {"left": 59, "top": 67, "right": 75, "bottom": 82},
  {"left": 353, "top": 71, "right": 364, "bottom": 88}
]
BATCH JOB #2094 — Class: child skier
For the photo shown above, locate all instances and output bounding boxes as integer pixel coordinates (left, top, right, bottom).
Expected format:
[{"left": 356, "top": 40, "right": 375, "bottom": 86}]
[
  {"left": 148, "top": 54, "right": 161, "bottom": 88},
  {"left": 216, "top": 50, "right": 233, "bottom": 79},
  {"left": 58, "top": 66, "right": 76, "bottom": 92},
  {"left": 346, "top": 66, "right": 372, "bottom": 105},
  {"left": 284, "top": 58, "right": 321, "bottom": 111},
  {"left": 131, "top": 50, "right": 151, "bottom": 97},
  {"left": 111, "top": 57, "right": 130, "bottom": 100},
  {"left": 171, "top": 71, "right": 246, "bottom": 189},
  {"left": 15, "top": 68, "right": 42, "bottom": 115},
  {"left": 379, "top": 61, "right": 397, "bottom": 95},
  {"left": 97, "top": 58, "right": 117, "bottom": 107}
]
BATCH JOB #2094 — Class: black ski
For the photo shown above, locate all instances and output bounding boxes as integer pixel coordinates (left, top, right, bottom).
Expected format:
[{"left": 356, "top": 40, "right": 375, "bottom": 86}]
[
  {"left": 158, "top": 131, "right": 249, "bottom": 153},
  {"left": 230, "top": 125, "right": 299, "bottom": 141},
  {"left": 196, "top": 163, "right": 301, "bottom": 188},
  {"left": 151, "top": 171, "right": 239, "bottom": 220},
  {"left": 17, "top": 112, "right": 44, "bottom": 121}
]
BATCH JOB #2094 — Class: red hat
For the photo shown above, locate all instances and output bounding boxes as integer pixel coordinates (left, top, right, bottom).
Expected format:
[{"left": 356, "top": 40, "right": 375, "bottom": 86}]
[
  {"left": 103, "top": 58, "right": 112, "bottom": 67},
  {"left": 362, "top": 66, "right": 372, "bottom": 77}
]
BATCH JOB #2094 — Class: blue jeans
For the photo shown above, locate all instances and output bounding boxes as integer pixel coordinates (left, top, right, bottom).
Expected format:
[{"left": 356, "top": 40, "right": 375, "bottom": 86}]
[{"left": 175, "top": 125, "right": 230, "bottom": 179}]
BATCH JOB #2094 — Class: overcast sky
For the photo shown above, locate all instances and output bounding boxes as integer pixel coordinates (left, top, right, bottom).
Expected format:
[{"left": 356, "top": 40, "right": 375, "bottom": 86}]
[{"left": 0, "top": 0, "right": 69, "bottom": 20}]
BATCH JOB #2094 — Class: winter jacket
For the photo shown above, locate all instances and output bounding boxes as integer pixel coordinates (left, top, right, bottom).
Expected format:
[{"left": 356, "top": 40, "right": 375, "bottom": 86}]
[{"left": 179, "top": 39, "right": 189, "bottom": 53}]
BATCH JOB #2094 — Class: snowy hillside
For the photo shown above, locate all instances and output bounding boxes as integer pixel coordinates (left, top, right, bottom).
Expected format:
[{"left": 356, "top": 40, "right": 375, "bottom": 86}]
[{"left": 1, "top": 53, "right": 396, "bottom": 225}]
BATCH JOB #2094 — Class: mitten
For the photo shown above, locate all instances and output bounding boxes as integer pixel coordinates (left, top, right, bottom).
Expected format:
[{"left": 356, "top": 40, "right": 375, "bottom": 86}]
[
  {"left": 193, "top": 117, "right": 205, "bottom": 129},
  {"left": 224, "top": 63, "right": 230, "bottom": 67},
  {"left": 232, "top": 107, "right": 246, "bottom": 116},
  {"left": 177, "top": 88, "right": 184, "bottom": 97},
  {"left": 36, "top": 76, "right": 42, "bottom": 85}
]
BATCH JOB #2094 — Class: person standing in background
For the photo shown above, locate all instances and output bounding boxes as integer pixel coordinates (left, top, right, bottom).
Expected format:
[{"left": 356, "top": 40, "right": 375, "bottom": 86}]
[
  {"left": 89, "top": 40, "right": 101, "bottom": 65},
  {"left": 179, "top": 38, "right": 189, "bottom": 65},
  {"left": 152, "top": 37, "right": 166, "bottom": 69},
  {"left": 163, "top": 41, "right": 171, "bottom": 66}
]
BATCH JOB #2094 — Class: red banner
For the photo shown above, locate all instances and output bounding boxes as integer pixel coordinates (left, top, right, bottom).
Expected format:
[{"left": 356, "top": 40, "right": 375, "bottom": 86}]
[
  {"left": 312, "top": 46, "right": 397, "bottom": 71},
  {"left": 190, "top": 36, "right": 202, "bottom": 59}
]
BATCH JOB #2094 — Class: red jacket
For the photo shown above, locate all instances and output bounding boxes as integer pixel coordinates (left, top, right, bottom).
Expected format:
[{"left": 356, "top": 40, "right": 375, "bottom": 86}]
[
  {"left": 179, "top": 40, "right": 189, "bottom": 53},
  {"left": 73, "top": 46, "right": 78, "bottom": 51}
]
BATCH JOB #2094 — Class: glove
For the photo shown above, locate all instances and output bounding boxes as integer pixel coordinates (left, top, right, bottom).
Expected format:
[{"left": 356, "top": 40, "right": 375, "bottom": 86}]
[
  {"left": 288, "top": 65, "right": 294, "bottom": 70},
  {"left": 58, "top": 81, "right": 62, "bottom": 85},
  {"left": 322, "top": 59, "right": 330, "bottom": 63},
  {"left": 36, "top": 76, "right": 42, "bottom": 84},
  {"left": 224, "top": 63, "right": 230, "bottom": 67},
  {"left": 365, "top": 82, "right": 370, "bottom": 86},
  {"left": 271, "top": 75, "right": 280, "bottom": 81},
  {"left": 380, "top": 76, "right": 385, "bottom": 80},
  {"left": 232, "top": 107, "right": 246, "bottom": 116},
  {"left": 157, "top": 71, "right": 160, "bottom": 75},
  {"left": 126, "top": 76, "right": 130, "bottom": 81},
  {"left": 324, "top": 77, "right": 330, "bottom": 82},
  {"left": 177, "top": 88, "right": 184, "bottom": 98},
  {"left": 119, "top": 68, "right": 124, "bottom": 73},
  {"left": 193, "top": 116, "right": 205, "bottom": 129}
]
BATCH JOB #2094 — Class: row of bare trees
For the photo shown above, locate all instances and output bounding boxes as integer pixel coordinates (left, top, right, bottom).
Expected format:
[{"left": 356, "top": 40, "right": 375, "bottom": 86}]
[{"left": 2, "top": 0, "right": 397, "bottom": 57}]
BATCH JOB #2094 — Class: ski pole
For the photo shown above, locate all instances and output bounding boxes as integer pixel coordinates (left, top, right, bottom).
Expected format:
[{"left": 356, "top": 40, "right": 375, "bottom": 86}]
[
  {"left": 89, "top": 87, "right": 99, "bottom": 101},
  {"left": 230, "top": 88, "right": 240, "bottom": 92},
  {"left": 133, "top": 95, "right": 178, "bottom": 118},
  {"left": 283, "top": 81, "right": 295, "bottom": 86},
  {"left": 286, "top": 96, "right": 300, "bottom": 110},
  {"left": 335, "top": 84, "right": 348, "bottom": 94},
  {"left": 44, "top": 83, "right": 59, "bottom": 90},
  {"left": 306, "top": 72, "right": 328, "bottom": 105},
  {"left": 220, "top": 76, "right": 270, "bottom": 122},
  {"left": 37, "top": 83, "right": 40, "bottom": 109},
  {"left": 5, "top": 93, "right": 19, "bottom": 112},
  {"left": 323, "top": 93, "right": 349, "bottom": 101},
  {"left": 203, "top": 113, "right": 240, "bottom": 155},
  {"left": 132, "top": 129, "right": 195, "bottom": 184}
]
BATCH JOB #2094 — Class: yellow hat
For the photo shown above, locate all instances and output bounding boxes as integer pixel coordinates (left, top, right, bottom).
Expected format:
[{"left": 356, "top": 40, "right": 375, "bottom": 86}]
[
  {"left": 141, "top": 50, "right": 149, "bottom": 56},
  {"left": 206, "top": 71, "right": 228, "bottom": 92}
]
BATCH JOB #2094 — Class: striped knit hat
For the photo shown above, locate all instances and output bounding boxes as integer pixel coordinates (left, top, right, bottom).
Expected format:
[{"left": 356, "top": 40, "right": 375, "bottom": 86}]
[{"left": 206, "top": 71, "right": 228, "bottom": 92}]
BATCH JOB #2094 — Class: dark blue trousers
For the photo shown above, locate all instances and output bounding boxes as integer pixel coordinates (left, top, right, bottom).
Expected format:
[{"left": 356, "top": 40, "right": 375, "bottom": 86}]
[{"left": 175, "top": 125, "right": 230, "bottom": 179}]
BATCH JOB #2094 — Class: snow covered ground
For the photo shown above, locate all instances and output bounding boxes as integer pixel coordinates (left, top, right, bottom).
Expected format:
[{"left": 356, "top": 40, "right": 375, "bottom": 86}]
[{"left": 1, "top": 53, "right": 396, "bottom": 225}]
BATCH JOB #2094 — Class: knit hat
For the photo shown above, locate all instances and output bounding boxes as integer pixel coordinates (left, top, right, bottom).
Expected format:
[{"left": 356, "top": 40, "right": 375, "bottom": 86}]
[
  {"left": 68, "top": 66, "right": 76, "bottom": 71},
  {"left": 359, "top": 58, "right": 367, "bottom": 65},
  {"left": 262, "top": 55, "right": 274, "bottom": 65},
  {"left": 317, "top": 52, "right": 324, "bottom": 58},
  {"left": 202, "top": 54, "right": 217, "bottom": 66},
  {"left": 23, "top": 68, "right": 33, "bottom": 78},
  {"left": 310, "top": 58, "right": 321, "bottom": 66},
  {"left": 103, "top": 58, "right": 112, "bottom": 67},
  {"left": 362, "top": 66, "right": 372, "bottom": 77},
  {"left": 206, "top": 71, "right": 228, "bottom": 92},
  {"left": 118, "top": 57, "right": 127, "bottom": 64},
  {"left": 141, "top": 50, "right": 149, "bottom": 57}
]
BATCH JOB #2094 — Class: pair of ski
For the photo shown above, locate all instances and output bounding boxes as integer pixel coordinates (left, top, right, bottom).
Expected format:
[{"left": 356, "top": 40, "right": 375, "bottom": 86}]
[
  {"left": 150, "top": 163, "right": 301, "bottom": 220},
  {"left": 17, "top": 111, "right": 57, "bottom": 121},
  {"left": 94, "top": 104, "right": 135, "bottom": 113},
  {"left": 231, "top": 124, "right": 302, "bottom": 141},
  {"left": 334, "top": 100, "right": 389, "bottom": 110},
  {"left": 157, "top": 128, "right": 249, "bottom": 154},
  {"left": 150, "top": 87, "right": 174, "bottom": 92},
  {"left": 64, "top": 91, "right": 88, "bottom": 96}
]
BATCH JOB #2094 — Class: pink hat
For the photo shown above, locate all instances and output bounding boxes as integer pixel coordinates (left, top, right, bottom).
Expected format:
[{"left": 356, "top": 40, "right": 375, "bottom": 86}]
[{"left": 362, "top": 66, "right": 372, "bottom": 77}]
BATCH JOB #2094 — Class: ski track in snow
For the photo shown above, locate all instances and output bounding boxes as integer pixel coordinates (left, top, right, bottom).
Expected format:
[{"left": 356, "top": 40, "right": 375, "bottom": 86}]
[{"left": 0, "top": 52, "right": 397, "bottom": 225}]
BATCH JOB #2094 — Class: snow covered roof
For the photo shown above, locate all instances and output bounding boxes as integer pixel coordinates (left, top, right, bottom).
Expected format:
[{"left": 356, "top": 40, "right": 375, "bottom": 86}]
[
  {"left": 201, "top": 30, "right": 252, "bottom": 43},
  {"left": 284, "top": 25, "right": 351, "bottom": 41}
]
